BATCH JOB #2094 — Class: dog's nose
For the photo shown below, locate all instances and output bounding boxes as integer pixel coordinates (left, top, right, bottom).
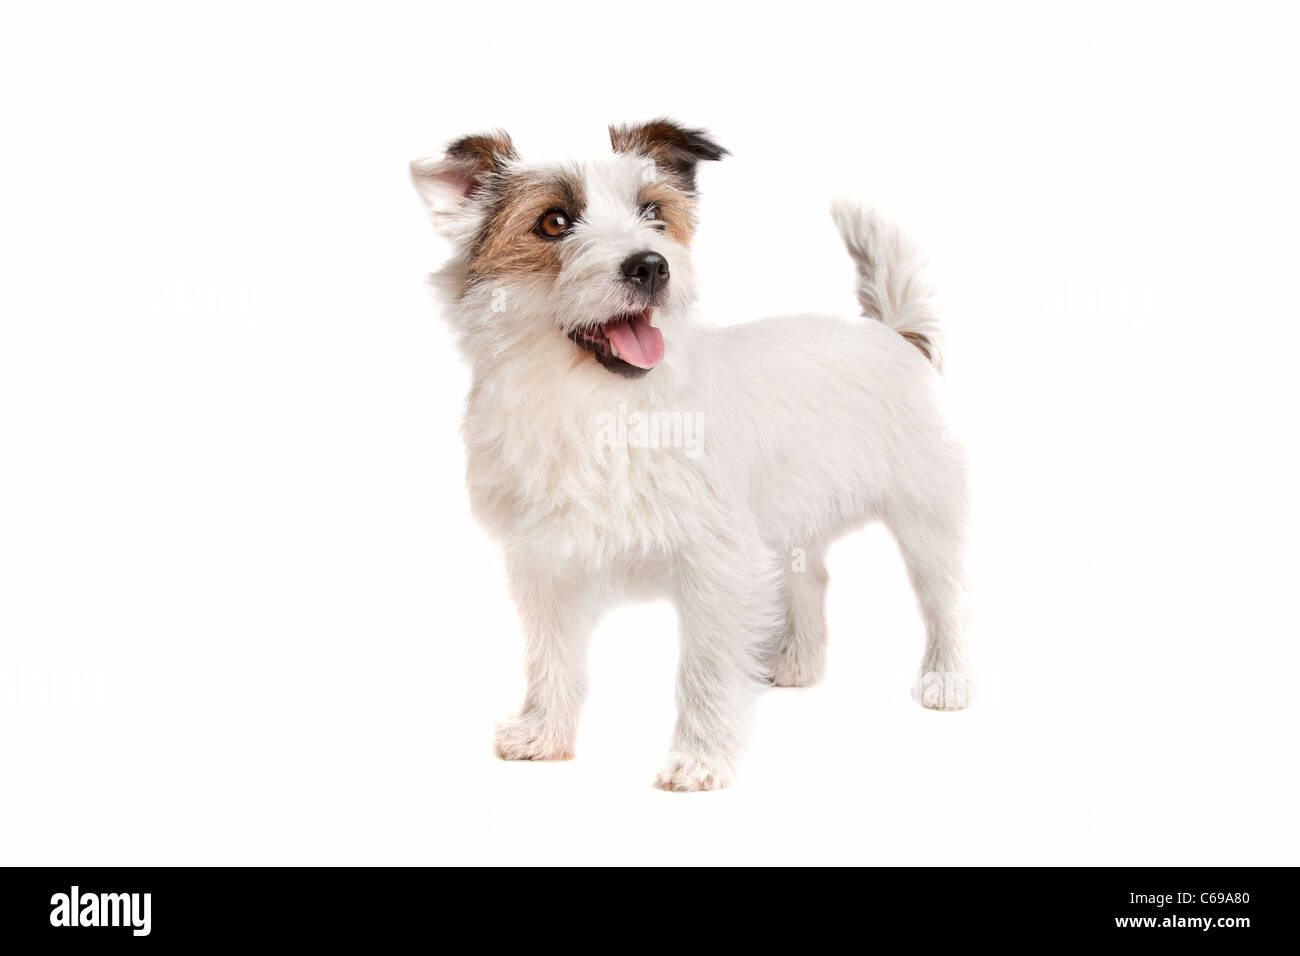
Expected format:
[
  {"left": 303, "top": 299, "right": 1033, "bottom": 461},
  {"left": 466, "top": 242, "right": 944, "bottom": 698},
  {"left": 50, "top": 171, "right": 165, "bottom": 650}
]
[{"left": 621, "top": 251, "right": 670, "bottom": 298}]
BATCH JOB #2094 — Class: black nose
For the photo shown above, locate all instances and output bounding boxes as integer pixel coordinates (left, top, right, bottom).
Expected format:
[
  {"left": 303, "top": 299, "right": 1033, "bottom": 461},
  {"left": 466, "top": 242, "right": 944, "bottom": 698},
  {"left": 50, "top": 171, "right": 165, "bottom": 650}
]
[{"left": 620, "top": 251, "right": 670, "bottom": 298}]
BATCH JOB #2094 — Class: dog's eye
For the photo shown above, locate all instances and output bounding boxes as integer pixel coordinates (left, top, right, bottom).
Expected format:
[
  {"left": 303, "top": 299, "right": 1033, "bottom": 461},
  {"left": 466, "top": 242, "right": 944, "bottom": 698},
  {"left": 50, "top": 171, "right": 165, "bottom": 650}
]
[
  {"left": 641, "top": 202, "right": 664, "bottom": 225},
  {"left": 537, "top": 210, "right": 573, "bottom": 239}
]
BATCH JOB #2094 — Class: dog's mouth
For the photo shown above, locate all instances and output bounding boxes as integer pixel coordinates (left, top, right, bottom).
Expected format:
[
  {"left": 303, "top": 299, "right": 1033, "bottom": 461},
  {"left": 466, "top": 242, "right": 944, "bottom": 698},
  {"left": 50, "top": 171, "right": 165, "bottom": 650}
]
[{"left": 567, "top": 309, "right": 665, "bottom": 377}]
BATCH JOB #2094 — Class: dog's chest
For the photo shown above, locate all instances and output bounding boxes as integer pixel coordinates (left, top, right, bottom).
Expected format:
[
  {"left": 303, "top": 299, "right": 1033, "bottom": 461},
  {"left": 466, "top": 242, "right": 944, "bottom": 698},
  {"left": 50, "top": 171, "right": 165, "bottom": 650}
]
[{"left": 461, "top": 393, "right": 709, "bottom": 559}]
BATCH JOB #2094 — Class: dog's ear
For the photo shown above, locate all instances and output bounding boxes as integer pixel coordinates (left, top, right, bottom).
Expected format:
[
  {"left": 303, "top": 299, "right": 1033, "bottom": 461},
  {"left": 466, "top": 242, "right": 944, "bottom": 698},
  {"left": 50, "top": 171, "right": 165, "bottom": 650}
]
[
  {"left": 609, "top": 119, "right": 727, "bottom": 193},
  {"left": 410, "top": 130, "right": 517, "bottom": 215}
]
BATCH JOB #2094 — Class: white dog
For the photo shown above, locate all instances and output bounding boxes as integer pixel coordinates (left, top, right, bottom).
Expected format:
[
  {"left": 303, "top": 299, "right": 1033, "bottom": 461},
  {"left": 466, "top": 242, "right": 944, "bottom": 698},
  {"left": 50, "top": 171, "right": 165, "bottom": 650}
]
[{"left": 411, "top": 120, "right": 973, "bottom": 791}]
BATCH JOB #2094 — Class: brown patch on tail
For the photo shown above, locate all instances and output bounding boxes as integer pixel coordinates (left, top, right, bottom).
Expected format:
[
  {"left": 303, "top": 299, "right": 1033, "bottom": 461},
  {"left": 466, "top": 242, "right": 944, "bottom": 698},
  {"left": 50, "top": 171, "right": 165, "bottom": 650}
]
[{"left": 899, "top": 330, "right": 932, "bottom": 361}]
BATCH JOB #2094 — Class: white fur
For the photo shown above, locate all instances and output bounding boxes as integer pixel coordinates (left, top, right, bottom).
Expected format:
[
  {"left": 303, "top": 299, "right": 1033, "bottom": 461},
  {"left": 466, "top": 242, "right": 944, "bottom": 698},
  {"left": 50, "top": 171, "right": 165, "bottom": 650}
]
[{"left": 413, "top": 148, "right": 973, "bottom": 791}]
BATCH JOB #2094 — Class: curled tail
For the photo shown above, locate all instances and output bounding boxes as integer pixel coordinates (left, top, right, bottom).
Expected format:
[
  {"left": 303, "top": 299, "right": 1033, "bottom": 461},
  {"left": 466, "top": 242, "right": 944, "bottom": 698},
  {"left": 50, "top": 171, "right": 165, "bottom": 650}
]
[{"left": 830, "top": 199, "right": 945, "bottom": 372}]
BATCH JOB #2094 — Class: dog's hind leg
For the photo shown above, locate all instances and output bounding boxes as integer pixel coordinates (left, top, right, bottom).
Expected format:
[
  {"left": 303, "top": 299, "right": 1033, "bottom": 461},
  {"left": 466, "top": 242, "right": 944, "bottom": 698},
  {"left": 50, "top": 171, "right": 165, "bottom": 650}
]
[
  {"left": 764, "top": 547, "right": 830, "bottom": 687},
  {"left": 655, "top": 528, "right": 783, "bottom": 791},
  {"left": 493, "top": 555, "right": 598, "bottom": 761},
  {"left": 885, "top": 456, "right": 975, "bottom": 711}
]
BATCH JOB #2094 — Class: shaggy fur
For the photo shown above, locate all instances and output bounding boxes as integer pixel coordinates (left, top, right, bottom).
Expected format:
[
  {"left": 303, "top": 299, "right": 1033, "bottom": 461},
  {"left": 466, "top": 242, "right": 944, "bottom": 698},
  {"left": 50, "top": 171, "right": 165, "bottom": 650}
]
[{"left": 411, "top": 119, "right": 973, "bottom": 791}]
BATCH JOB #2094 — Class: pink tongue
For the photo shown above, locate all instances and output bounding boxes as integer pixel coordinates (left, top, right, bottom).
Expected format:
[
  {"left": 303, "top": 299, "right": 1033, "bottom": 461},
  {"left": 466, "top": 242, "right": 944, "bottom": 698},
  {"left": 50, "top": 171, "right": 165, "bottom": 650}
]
[{"left": 604, "top": 312, "right": 665, "bottom": 369}]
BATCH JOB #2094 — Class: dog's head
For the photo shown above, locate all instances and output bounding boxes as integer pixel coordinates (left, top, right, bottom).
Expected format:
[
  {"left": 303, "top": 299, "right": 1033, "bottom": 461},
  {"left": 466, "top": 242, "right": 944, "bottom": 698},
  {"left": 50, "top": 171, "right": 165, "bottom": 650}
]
[{"left": 411, "top": 120, "right": 726, "bottom": 378}]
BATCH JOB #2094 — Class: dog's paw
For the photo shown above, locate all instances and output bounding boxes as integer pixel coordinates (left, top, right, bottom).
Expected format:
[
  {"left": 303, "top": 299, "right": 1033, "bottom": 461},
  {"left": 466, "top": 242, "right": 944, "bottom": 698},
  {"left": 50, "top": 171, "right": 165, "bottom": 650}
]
[
  {"left": 764, "top": 645, "right": 827, "bottom": 687},
  {"left": 912, "top": 671, "right": 975, "bottom": 711},
  {"left": 493, "top": 715, "right": 573, "bottom": 761},
  {"left": 653, "top": 752, "right": 734, "bottom": 792}
]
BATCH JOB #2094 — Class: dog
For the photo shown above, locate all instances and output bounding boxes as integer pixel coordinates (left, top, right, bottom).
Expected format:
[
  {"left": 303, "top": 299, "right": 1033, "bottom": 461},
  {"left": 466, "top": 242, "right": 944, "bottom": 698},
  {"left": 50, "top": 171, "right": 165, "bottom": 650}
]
[{"left": 411, "top": 119, "right": 973, "bottom": 790}]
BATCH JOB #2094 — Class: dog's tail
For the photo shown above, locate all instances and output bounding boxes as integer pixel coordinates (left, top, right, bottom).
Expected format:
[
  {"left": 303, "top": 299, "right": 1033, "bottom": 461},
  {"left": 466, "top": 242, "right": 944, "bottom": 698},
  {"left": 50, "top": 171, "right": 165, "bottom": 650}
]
[{"left": 830, "top": 199, "right": 945, "bottom": 372}]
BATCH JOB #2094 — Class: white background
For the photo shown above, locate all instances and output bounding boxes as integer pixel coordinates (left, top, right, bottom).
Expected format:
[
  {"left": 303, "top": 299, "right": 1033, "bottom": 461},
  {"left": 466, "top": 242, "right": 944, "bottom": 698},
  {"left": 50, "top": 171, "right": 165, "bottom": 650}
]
[{"left": 2, "top": 1, "right": 1297, "bottom": 866}]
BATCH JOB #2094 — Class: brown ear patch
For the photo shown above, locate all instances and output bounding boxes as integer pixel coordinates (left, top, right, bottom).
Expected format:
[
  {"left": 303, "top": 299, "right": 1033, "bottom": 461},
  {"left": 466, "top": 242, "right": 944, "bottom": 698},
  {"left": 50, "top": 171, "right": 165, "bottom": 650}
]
[
  {"left": 610, "top": 118, "right": 727, "bottom": 192},
  {"left": 443, "top": 130, "right": 518, "bottom": 195}
]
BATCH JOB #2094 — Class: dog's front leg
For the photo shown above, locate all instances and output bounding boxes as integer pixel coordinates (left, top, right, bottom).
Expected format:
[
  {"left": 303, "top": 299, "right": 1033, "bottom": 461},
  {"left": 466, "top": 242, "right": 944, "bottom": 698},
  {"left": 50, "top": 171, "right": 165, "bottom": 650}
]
[
  {"left": 656, "top": 537, "right": 781, "bottom": 791},
  {"left": 494, "top": 556, "right": 596, "bottom": 761}
]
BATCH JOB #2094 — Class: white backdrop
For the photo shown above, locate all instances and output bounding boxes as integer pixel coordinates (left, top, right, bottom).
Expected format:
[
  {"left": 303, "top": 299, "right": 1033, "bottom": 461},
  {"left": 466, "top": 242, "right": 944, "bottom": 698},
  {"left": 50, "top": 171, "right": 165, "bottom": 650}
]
[{"left": 2, "top": 1, "right": 1297, "bottom": 865}]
